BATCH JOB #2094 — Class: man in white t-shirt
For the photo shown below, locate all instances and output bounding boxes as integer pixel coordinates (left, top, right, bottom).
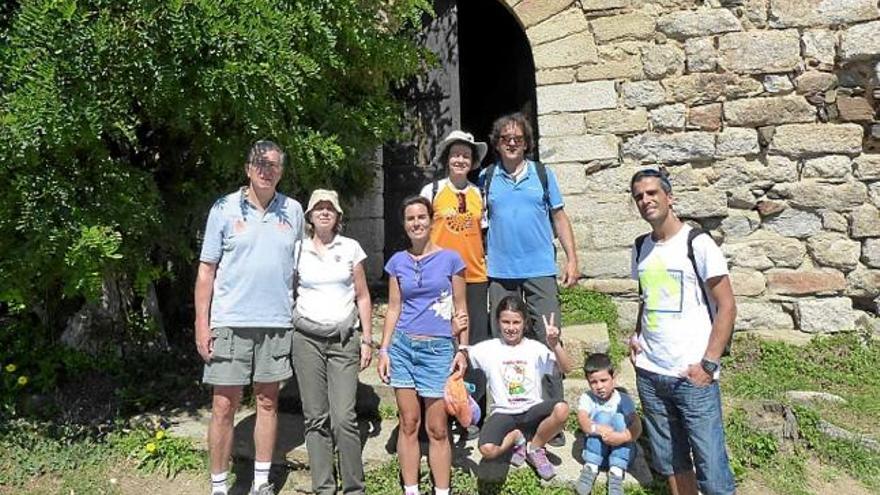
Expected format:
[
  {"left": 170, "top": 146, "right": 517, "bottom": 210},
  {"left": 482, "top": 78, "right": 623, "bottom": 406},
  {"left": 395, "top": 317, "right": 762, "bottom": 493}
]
[
  {"left": 468, "top": 296, "right": 573, "bottom": 481},
  {"left": 628, "top": 169, "right": 737, "bottom": 495}
]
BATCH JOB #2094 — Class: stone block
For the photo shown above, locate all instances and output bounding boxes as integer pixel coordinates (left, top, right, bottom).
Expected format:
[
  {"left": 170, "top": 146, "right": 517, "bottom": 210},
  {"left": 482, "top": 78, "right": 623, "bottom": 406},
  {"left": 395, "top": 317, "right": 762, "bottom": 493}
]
[
  {"left": 763, "top": 74, "right": 794, "bottom": 94},
  {"left": 514, "top": 0, "right": 575, "bottom": 29},
  {"left": 641, "top": 44, "right": 685, "bottom": 79},
  {"left": 802, "top": 30, "right": 837, "bottom": 69},
  {"left": 851, "top": 204, "right": 880, "bottom": 238},
  {"left": 688, "top": 103, "right": 722, "bottom": 131},
  {"left": 526, "top": 7, "right": 589, "bottom": 46},
  {"left": 807, "top": 232, "right": 862, "bottom": 271},
  {"left": 580, "top": 249, "right": 632, "bottom": 278},
  {"left": 756, "top": 199, "right": 786, "bottom": 217},
  {"left": 766, "top": 269, "right": 846, "bottom": 295},
  {"left": 821, "top": 210, "right": 849, "bottom": 232},
  {"left": 723, "top": 230, "right": 806, "bottom": 270},
  {"left": 871, "top": 183, "right": 880, "bottom": 209},
  {"left": 794, "top": 71, "right": 837, "bottom": 94},
  {"left": 577, "top": 57, "right": 644, "bottom": 81},
  {"left": 716, "top": 128, "right": 760, "bottom": 158},
  {"left": 533, "top": 32, "right": 599, "bottom": 70},
  {"left": 728, "top": 187, "right": 759, "bottom": 210},
  {"left": 837, "top": 96, "right": 875, "bottom": 123},
  {"left": 656, "top": 8, "right": 742, "bottom": 38},
  {"left": 583, "top": 108, "right": 649, "bottom": 134},
  {"left": 723, "top": 95, "right": 816, "bottom": 127},
  {"left": 541, "top": 134, "right": 619, "bottom": 163},
  {"left": 581, "top": 0, "right": 628, "bottom": 11},
  {"left": 730, "top": 269, "right": 766, "bottom": 296},
  {"left": 649, "top": 104, "right": 686, "bottom": 131},
  {"left": 763, "top": 155, "right": 799, "bottom": 182},
  {"left": 841, "top": 20, "right": 880, "bottom": 61},
  {"left": 579, "top": 278, "right": 638, "bottom": 295},
  {"left": 742, "top": 0, "right": 769, "bottom": 28},
  {"left": 582, "top": 164, "right": 642, "bottom": 194},
  {"left": 718, "top": 30, "right": 800, "bottom": 74},
  {"left": 590, "top": 11, "right": 655, "bottom": 43},
  {"left": 736, "top": 301, "right": 794, "bottom": 330},
  {"left": 796, "top": 298, "right": 857, "bottom": 333},
  {"left": 663, "top": 73, "right": 763, "bottom": 105},
  {"left": 845, "top": 264, "right": 880, "bottom": 297},
  {"left": 675, "top": 189, "right": 728, "bottom": 219},
  {"left": 721, "top": 211, "right": 760, "bottom": 238},
  {"left": 769, "top": 0, "right": 879, "bottom": 28},
  {"left": 622, "top": 132, "right": 715, "bottom": 163},
  {"left": 565, "top": 194, "right": 633, "bottom": 222},
  {"left": 584, "top": 220, "right": 648, "bottom": 249},
  {"left": 863, "top": 238, "right": 880, "bottom": 268},
  {"left": 763, "top": 208, "right": 822, "bottom": 238},
  {"left": 536, "top": 68, "right": 576, "bottom": 85},
  {"left": 621, "top": 80, "right": 666, "bottom": 108},
  {"left": 685, "top": 37, "right": 717, "bottom": 72},
  {"left": 540, "top": 113, "right": 587, "bottom": 137},
  {"left": 770, "top": 180, "right": 868, "bottom": 211},
  {"left": 769, "top": 123, "right": 863, "bottom": 157},
  {"left": 854, "top": 154, "right": 880, "bottom": 180},
  {"left": 803, "top": 155, "right": 851, "bottom": 179},
  {"left": 537, "top": 80, "right": 617, "bottom": 114},
  {"left": 668, "top": 164, "right": 716, "bottom": 190},
  {"left": 547, "top": 163, "right": 588, "bottom": 195}
]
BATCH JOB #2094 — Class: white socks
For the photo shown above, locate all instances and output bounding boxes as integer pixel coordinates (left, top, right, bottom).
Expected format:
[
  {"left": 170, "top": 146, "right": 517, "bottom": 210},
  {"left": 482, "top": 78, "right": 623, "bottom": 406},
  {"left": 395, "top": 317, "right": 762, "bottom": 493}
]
[
  {"left": 253, "top": 461, "right": 271, "bottom": 488},
  {"left": 609, "top": 465, "right": 624, "bottom": 477},
  {"left": 210, "top": 471, "right": 228, "bottom": 494},
  {"left": 435, "top": 488, "right": 450, "bottom": 495},
  {"left": 404, "top": 484, "right": 420, "bottom": 495}
]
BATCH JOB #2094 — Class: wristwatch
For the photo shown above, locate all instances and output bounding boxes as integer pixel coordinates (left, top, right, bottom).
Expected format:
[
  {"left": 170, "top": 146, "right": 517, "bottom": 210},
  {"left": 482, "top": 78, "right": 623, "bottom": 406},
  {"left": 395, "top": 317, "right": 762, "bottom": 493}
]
[{"left": 700, "top": 358, "right": 720, "bottom": 375}]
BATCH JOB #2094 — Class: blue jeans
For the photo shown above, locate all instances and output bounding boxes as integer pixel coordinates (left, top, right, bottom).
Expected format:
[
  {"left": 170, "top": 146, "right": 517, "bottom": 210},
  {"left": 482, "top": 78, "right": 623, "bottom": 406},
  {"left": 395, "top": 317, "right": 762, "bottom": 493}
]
[
  {"left": 389, "top": 331, "right": 454, "bottom": 398},
  {"left": 582, "top": 412, "right": 633, "bottom": 470},
  {"left": 636, "top": 368, "right": 736, "bottom": 495}
]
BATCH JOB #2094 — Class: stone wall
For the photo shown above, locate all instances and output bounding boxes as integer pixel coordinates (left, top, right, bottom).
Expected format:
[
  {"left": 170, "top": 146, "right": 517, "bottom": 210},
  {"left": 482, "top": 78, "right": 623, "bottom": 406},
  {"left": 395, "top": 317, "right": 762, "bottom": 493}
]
[{"left": 507, "top": 0, "right": 880, "bottom": 333}]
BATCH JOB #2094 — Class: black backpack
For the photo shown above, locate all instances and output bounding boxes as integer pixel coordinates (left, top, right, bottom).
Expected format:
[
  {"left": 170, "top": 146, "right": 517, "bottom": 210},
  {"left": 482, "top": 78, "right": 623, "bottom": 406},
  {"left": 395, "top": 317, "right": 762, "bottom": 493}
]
[{"left": 634, "top": 227, "right": 731, "bottom": 356}]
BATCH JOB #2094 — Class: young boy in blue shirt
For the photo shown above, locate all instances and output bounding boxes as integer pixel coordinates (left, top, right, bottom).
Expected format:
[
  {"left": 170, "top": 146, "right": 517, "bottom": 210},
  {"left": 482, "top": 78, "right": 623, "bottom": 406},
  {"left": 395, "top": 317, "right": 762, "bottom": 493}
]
[{"left": 575, "top": 353, "right": 642, "bottom": 495}]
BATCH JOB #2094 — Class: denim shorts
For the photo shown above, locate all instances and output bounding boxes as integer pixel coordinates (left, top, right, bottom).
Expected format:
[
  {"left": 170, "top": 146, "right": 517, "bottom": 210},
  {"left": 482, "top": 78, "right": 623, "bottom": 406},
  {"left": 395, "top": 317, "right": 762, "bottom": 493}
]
[
  {"left": 636, "top": 368, "right": 736, "bottom": 495},
  {"left": 389, "top": 331, "right": 454, "bottom": 398}
]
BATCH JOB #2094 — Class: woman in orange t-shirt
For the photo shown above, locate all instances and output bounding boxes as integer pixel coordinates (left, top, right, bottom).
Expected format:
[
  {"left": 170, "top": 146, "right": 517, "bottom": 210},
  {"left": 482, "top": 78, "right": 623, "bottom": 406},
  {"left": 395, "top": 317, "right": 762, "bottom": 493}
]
[{"left": 420, "top": 130, "right": 489, "bottom": 437}]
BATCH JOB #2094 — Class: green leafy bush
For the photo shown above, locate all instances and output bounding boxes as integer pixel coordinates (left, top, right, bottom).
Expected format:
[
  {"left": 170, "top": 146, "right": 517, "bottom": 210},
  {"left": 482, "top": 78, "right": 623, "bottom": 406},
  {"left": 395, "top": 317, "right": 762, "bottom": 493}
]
[
  {"left": 112, "top": 426, "right": 205, "bottom": 477},
  {"left": 0, "top": 0, "right": 432, "bottom": 335}
]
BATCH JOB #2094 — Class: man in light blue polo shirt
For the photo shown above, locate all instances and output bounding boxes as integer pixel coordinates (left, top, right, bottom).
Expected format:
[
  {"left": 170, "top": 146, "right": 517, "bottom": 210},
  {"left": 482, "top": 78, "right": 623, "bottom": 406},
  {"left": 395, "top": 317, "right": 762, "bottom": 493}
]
[
  {"left": 194, "top": 140, "right": 303, "bottom": 495},
  {"left": 481, "top": 113, "right": 580, "bottom": 413}
]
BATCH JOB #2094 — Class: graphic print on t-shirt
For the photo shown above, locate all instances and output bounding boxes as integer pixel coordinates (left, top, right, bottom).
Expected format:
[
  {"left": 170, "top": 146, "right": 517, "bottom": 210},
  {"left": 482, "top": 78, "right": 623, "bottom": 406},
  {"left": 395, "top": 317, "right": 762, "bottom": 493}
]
[
  {"left": 502, "top": 360, "right": 534, "bottom": 401},
  {"left": 431, "top": 290, "right": 454, "bottom": 320},
  {"left": 639, "top": 256, "right": 683, "bottom": 331}
]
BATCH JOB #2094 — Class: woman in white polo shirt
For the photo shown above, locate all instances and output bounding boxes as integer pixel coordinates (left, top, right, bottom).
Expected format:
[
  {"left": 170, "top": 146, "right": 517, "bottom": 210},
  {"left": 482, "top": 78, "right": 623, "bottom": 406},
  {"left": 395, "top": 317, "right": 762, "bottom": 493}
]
[{"left": 292, "top": 189, "right": 373, "bottom": 495}]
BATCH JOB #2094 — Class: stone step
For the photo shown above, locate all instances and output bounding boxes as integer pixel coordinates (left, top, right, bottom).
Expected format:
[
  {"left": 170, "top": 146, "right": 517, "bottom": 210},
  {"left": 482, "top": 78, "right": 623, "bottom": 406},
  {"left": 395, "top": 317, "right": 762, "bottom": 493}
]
[
  {"left": 167, "top": 411, "right": 654, "bottom": 491},
  {"left": 564, "top": 323, "right": 611, "bottom": 363}
]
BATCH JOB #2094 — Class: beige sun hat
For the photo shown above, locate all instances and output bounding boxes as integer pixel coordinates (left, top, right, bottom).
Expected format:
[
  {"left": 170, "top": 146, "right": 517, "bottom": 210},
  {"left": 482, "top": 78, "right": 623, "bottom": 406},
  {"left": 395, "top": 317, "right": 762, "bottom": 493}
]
[
  {"left": 305, "top": 189, "right": 343, "bottom": 216},
  {"left": 436, "top": 130, "right": 488, "bottom": 169}
]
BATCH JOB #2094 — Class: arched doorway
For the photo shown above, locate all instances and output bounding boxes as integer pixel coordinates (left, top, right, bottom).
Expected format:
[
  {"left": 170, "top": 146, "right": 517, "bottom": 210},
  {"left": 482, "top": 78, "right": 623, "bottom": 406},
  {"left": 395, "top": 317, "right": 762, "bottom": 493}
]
[
  {"left": 381, "top": 0, "right": 537, "bottom": 263},
  {"left": 459, "top": 0, "right": 539, "bottom": 169}
]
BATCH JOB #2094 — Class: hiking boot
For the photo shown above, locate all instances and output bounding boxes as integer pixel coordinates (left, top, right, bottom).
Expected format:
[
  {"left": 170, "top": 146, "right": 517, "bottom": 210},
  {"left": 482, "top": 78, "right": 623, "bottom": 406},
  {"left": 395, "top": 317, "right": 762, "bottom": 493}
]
[
  {"left": 465, "top": 424, "right": 481, "bottom": 441},
  {"left": 607, "top": 471, "right": 625, "bottom": 495},
  {"left": 548, "top": 432, "right": 565, "bottom": 447},
  {"left": 251, "top": 482, "right": 274, "bottom": 495},
  {"left": 574, "top": 464, "right": 598, "bottom": 495},
  {"left": 526, "top": 447, "right": 555, "bottom": 480},
  {"left": 509, "top": 441, "right": 527, "bottom": 467}
]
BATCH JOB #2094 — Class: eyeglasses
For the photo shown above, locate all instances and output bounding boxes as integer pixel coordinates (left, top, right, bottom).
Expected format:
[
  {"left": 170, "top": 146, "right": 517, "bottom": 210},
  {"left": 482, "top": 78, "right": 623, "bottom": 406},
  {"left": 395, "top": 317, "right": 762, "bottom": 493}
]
[
  {"left": 414, "top": 260, "right": 422, "bottom": 288},
  {"left": 457, "top": 192, "right": 467, "bottom": 214},
  {"left": 499, "top": 134, "right": 525, "bottom": 145},
  {"left": 249, "top": 158, "right": 283, "bottom": 172}
]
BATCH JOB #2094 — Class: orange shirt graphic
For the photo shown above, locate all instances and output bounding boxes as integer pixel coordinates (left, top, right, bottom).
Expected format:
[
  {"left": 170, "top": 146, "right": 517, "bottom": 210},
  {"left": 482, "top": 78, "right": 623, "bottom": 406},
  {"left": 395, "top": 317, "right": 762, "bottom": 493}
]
[{"left": 422, "top": 180, "right": 487, "bottom": 283}]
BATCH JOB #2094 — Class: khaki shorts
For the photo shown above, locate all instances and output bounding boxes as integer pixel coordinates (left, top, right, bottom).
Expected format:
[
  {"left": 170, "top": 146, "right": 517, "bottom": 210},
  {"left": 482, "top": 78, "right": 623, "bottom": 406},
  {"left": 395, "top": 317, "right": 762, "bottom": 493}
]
[{"left": 202, "top": 327, "right": 293, "bottom": 386}]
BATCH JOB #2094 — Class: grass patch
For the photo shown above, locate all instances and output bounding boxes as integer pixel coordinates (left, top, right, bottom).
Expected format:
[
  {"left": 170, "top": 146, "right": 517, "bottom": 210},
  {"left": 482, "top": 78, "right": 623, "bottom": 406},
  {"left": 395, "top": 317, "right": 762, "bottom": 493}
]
[{"left": 722, "top": 332, "right": 880, "bottom": 493}]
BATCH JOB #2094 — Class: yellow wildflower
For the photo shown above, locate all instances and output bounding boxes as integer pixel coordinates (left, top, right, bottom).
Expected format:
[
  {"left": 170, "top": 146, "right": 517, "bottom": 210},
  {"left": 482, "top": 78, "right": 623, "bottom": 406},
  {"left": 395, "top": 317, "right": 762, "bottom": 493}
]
[
  {"left": 145, "top": 442, "right": 157, "bottom": 454},
  {"left": 17, "top": 376, "right": 28, "bottom": 386},
  {"left": 155, "top": 430, "right": 166, "bottom": 440},
  {"left": 4, "top": 364, "right": 16, "bottom": 373}
]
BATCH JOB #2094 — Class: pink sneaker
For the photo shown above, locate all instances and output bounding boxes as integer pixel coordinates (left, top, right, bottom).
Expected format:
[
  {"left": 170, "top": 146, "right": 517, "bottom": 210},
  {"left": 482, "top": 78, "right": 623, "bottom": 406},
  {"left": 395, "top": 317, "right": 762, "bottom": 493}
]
[
  {"left": 510, "top": 442, "right": 527, "bottom": 467},
  {"left": 526, "top": 447, "right": 555, "bottom": 480}
]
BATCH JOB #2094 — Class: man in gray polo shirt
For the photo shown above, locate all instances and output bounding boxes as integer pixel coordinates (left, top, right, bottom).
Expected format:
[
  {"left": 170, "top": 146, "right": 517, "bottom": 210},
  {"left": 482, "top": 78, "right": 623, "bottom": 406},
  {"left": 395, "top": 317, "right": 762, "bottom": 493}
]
[{"left": 194, "top": 140, "right": 304, "bottom": 495}]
